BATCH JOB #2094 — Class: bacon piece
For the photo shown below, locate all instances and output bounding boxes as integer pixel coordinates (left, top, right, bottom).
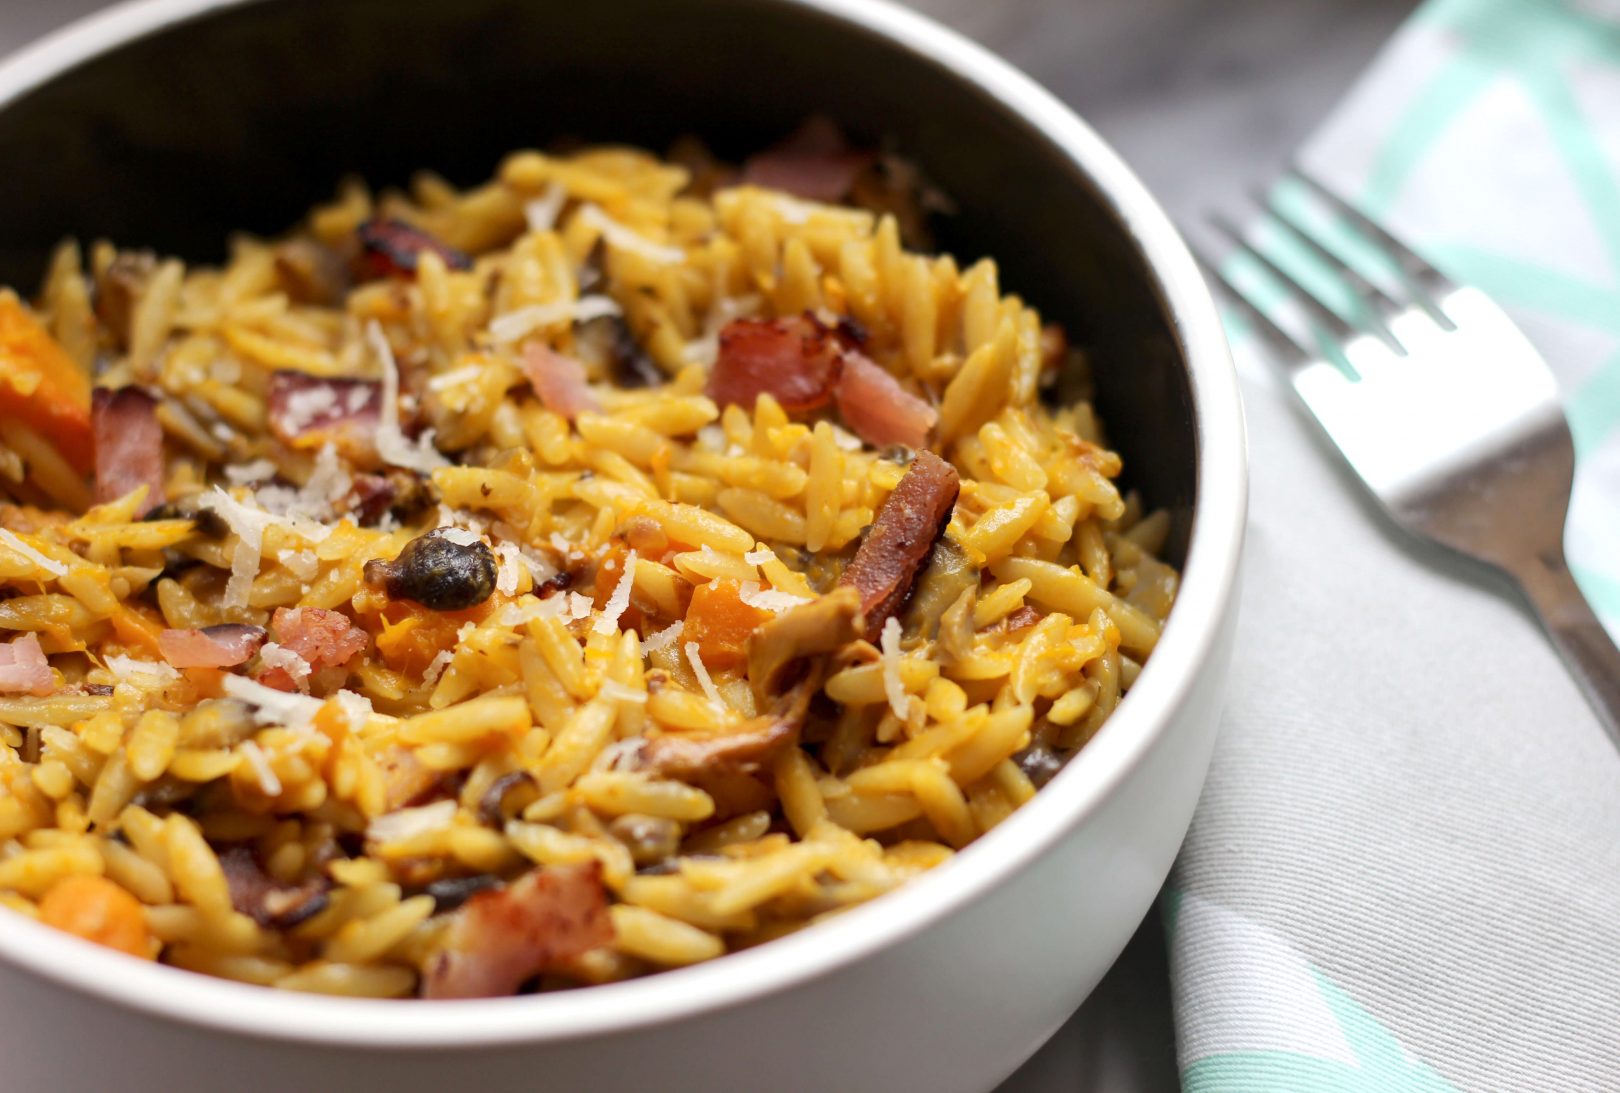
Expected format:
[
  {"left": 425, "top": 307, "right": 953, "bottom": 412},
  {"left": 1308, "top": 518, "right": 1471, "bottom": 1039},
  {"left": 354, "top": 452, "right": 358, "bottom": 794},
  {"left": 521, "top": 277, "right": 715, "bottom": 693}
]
[
  {"left": 91, "top": 387, "right": 164, "bottom": 516},
  {"left": 0, "top": 632, "right": 53, "bottom": 696},
  {"left": 839, "top": 450, "right": 960, "bottom": 641},
  {"left": 158, "top": 623, "right": 266, "bottom": 669},
  {"left": 266, "top": 371, "right": 380, "bottom": 462},
  {"left": 520, "top": 343, "right": 600, "bottom": 421},
  {"left": 257, "top": 607, "right": 367, "bottom": 691},
  {"left": 357, "top": 218, "right": 472, "bottom": 278},
  {"left": 742, "top": 118, "right": 874, "bottom": 203},
  {"left": 708, "top": 314, "right": 846, "bottom": 413},
  {"left": 420, "top": 863, "right": 613, "bottom": 999},
  {"left": 833, "top": 351, "right": 937, "bottom": 450}
]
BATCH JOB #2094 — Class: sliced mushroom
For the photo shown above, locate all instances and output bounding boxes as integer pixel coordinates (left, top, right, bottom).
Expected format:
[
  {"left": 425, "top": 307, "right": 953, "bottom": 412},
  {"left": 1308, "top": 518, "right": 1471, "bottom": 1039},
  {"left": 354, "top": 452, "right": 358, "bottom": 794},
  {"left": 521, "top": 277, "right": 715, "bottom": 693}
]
[
  {"left": 630, "top": 679, "right": 814, "bottom": 780},
  {"left": 477, "top": 770, "right": 539, "bottom": 827},
  {"left": 935, "top": 585, "right": 977, "bottom": 666},
  {"left": 364, "top": 528, "right": 497, "bottom": 612},
  {"left": 901, "top": 536, "right": 978, "bottom": 641},
  {"left": 423, "top": 873, "right": 503, "bottom": 914},
  {"left": 745, "top": 585, "right": 863, "bottom": 702},
  {"left": 219, "top": 847, "right": 331, "bottom": 929}
]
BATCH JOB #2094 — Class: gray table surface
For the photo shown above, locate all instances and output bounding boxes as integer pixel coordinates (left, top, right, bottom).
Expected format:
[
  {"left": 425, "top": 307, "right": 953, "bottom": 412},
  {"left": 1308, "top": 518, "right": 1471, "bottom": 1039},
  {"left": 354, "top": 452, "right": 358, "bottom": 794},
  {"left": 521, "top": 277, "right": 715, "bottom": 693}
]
[{"left": 0, "top": 1, "right": 1416, "bottom": 1089}]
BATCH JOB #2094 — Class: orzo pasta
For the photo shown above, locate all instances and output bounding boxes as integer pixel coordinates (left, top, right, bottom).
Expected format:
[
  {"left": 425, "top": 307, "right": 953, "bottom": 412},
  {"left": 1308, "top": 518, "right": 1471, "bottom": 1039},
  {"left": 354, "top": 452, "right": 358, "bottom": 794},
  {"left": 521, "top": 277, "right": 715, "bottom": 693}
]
[{"left": 0, "top": 126, "right": 1178, "bottom": 997}]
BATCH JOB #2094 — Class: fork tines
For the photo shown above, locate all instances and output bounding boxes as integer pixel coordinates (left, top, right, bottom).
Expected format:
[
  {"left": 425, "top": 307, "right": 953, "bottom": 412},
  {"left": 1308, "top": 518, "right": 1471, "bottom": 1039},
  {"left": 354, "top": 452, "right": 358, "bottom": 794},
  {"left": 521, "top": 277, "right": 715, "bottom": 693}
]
[{"left": 1194, "top": 167, "right": 1459, "bottom": 367}]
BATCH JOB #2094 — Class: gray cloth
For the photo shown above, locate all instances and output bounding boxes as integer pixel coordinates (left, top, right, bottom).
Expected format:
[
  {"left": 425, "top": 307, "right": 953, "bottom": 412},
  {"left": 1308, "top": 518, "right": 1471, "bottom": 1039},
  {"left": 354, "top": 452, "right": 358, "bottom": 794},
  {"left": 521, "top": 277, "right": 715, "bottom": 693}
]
[{"left": 1167, "top": 2, "right": 1620, "bottom": 1090}]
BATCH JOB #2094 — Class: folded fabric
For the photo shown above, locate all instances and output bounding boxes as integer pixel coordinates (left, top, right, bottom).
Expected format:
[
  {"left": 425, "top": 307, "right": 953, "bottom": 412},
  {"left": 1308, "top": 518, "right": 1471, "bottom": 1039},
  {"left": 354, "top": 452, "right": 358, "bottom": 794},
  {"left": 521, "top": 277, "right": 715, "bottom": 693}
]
[{"left": 1168, "top": 2, "right": 1620, "bottom": 1090}]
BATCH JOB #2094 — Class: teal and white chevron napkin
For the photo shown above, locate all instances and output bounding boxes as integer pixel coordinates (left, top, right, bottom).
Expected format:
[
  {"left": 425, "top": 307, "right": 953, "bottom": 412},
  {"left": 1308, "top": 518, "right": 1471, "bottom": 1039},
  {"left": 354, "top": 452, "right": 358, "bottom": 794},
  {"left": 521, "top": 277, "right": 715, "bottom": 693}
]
[{"left": 1168, "top": 2, "right": 1620, "bottom": 1090}]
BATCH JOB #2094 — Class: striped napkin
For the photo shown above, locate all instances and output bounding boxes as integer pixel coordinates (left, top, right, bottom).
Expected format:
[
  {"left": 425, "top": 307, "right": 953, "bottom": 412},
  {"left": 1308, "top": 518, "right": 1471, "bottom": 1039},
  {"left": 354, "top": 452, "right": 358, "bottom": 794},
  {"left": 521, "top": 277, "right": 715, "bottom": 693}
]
[{"left": 1167, "top": 1, "right": 1620, "bottom": 1090}]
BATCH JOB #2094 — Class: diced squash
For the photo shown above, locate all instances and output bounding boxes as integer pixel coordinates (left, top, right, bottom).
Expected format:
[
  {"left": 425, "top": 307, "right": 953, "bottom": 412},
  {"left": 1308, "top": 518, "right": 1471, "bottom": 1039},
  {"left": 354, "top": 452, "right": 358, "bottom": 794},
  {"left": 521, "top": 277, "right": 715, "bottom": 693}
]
[
  {"left": 683, "top": 579, "right": 770, "bottom": 671},
  {"left": 0, "top": 291, "right": 93, "bottom": 475},
  {"left": 37, "top": 874, "right": 154, "bottom": 959}
]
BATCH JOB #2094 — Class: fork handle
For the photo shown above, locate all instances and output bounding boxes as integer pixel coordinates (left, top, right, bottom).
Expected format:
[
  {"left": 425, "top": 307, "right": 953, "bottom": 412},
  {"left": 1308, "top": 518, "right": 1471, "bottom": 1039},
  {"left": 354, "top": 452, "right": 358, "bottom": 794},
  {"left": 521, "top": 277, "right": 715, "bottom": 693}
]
[{"left": 1513, "top": 549, "right": 1620, "bottom": 751}]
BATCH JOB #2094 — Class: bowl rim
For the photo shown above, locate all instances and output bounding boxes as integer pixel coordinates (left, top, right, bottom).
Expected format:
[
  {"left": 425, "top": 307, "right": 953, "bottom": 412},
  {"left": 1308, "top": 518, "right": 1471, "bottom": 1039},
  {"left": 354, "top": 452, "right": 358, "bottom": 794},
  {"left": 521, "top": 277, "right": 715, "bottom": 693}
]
[{"left": 0, "top": 0, "right": 1246, "bottom": 1049}]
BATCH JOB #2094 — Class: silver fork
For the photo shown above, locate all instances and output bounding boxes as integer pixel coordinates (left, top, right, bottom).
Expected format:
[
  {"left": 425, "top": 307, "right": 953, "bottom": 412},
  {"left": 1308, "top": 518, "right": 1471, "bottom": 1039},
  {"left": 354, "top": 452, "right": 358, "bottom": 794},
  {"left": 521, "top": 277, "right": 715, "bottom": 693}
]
[{"left": 1199, "top": 167, "right": 1620, "bottom": 751}]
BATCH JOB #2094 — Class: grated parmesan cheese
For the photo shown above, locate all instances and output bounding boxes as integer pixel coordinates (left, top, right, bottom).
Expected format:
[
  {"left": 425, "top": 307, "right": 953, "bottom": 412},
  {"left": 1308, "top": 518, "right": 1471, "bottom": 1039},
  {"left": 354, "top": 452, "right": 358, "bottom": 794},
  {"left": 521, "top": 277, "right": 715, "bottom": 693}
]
[
  {"left": 421, "top": 649, "right": 454, "bottom": 687},
  {"left": 499, "top": 595, "right": 567, "bottom": 627},
  {"left": 222, "top": 674, "right": 326, "bottom": 730},
  {"left": 0, "top": 529, "right": 67, "bottom": 577},
  {"left": 258, "top": 643, "right": 312, "bottom": 686},
  {"left": 577, "top": 203, "right": 686, "bottom": 264},
  {"left": 680, "top": 332, "right": 720, "bottom": 366},
  {"left": 296, "top": 443, "right": 352, "bottom": 517},
  {"left": 743, "top": 548, "right": 774, "bottom": 566},
  {"left": 280, "top": 384, "right": 338, "bottom": 433},
  {"left": 426, "top": 364, "right": 483, "bottom": 392},
  {"left": 641, "top": 620, "right": 683, "bottom": 656},
  {"left": 830, "top": 426, "right": 864, "bottom": 452},
  {"left": 437, "top": 527, "right": 482, "bottom": 547},
  {"left": 768, "top": 193, "right": 821, "bottom": 225},
  {"left": 524, "top": 182, "right": 567, "bottom": 233},
  {"left": 366, "top": 320, "right": 449, "bottom": 473},
  {"left": 238, "top": 740, "right": 282, "bottom": 797},
  {"left": 880, "top": 616, "right": 908, "bottom": 721},
  {"left": 493, "top": 541, "right": 523, "bottom": 596},
  {"left": 278, "top": 549, "right": 320, "bottom": 581},
  {"left": 684, "top": 641, "right": 725, "bottom": 710},
  {"left": 224, "top": 458, "right": 278, "bottom": 486},
  {"left": 198, "top": 488, "right": 278, "bottom": 609},
  {"left": 681, "top": 292, "right": 761, "bottom": 365},
  {"left": 696, "top": 425, "right": 726, "bottom": 451},
  {"left": 738, "top": 581, "right": 812, "bottom": 613},
  {"left": 104, "top": 654, "right": 180, "bottom": 683},
  {"left": 332, "top": 689, "right": 374, "bottom": 732},
  {"left": 367, "top": 799, "right": 457, "bottom": 844},
  {"left": 488, "top": 295, "right": 623, "bottom": 346},
  {"left": 598, "top": 679, "right": 648, "bottom": 705},
  {"left": 567, "top": 593, "right": 595, "bottom": 620},
  {"left": 594, "top": 550, "right": 638, "bottom": 635}
]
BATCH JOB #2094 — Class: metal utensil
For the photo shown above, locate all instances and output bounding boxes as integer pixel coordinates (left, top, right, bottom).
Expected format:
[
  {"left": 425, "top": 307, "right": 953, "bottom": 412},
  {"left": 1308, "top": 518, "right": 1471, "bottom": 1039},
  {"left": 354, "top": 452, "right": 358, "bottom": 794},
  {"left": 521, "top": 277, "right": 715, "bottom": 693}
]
[{"left": 1201, "top": 167, "right": 1620, "bottom": 750}]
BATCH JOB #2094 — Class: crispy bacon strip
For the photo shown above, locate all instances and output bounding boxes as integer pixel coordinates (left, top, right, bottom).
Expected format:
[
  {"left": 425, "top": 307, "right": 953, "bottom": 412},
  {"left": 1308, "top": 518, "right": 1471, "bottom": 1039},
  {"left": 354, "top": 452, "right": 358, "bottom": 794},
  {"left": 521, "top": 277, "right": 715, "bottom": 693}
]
[
  {"left": 91, "top": 387, "right": 164, "bottom": 516},
  {"left": 0, "top": 632, "right": 53, "bottom": 696},
  {"left": 741, "top": 118, "right": 874, "bottom": 203},
  {"left": 266, "top": 371, "right": 381, "bottom": 462},
  {"left": 707, "top": 314, "right": 846, "bottom": 413},
  {"left": 839, "top": 450, "right": 960, "bottom": 641},
  {"left": 420, "top": 863, "right": 613, "bottom": 999},
  {"left": 520, "top": 343, "right": 600, "bottom": 420},
  {"left": 158, "top": 623, "right": 266, "bottom": 669},
  {"left": 833, "top": 351, "right": 937, "bottom": 450},
  {"left": 357, "top": 218, "right": 472, "bottom": 278}
]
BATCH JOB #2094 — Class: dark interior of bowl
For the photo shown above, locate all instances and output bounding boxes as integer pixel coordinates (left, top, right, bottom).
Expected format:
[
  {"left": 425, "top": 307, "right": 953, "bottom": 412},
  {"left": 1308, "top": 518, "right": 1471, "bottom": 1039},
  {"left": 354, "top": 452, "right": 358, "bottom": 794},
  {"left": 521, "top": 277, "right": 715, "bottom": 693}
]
[{"left": 0, "top": 0, "right": 1197, "bottom": 565}]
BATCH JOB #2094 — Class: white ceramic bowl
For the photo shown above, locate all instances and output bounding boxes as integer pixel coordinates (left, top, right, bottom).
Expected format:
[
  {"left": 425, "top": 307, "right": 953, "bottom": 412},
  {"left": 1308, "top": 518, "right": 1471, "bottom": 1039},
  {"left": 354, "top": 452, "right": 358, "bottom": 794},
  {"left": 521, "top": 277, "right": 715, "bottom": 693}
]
[{"left": 0, "top": 1, "right": 1245, "bottom": 1089}]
